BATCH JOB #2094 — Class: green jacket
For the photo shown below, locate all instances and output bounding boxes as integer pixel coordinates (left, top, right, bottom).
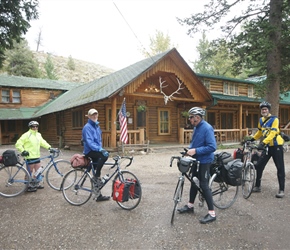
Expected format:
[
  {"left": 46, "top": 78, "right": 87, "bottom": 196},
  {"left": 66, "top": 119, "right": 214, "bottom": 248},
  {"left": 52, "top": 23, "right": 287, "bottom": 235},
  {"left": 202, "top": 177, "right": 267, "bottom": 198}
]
[{"left": 15, "top": 129, "right": 51, "bottom": 159}]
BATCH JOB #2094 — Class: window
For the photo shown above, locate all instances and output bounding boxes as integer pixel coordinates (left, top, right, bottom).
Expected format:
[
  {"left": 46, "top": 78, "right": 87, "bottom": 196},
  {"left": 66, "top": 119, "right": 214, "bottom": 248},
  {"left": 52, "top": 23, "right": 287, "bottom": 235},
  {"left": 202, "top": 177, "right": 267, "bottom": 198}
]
[
  {"left": 2, "top": 89, "right": 10, "bottom": 103},
  {"left": 106, "top": 107, "right": 120, "bottom": 130},
  {"left": 12, "top": 90, "right": 21, "bottom": 103},
  {"left": 72, "top": 110, "right": 83, "bottom": 128},
  {"left": 248, "top": 85, "right": 254, "bottom": 98},
  {"left": 221, "top": 112, "right": 233, "bottom": 129},
  {"left": 1, "top": 89, "right": 21, "bottom": 103},
  {"left": 223, "top": 82, "right": 238, "bottom": 96},
  {"left": 158, "top": 108, "right": 170, "bottom": 135},
  {"left": 202, "top": 80, "right": 210, "bottom": 90}
]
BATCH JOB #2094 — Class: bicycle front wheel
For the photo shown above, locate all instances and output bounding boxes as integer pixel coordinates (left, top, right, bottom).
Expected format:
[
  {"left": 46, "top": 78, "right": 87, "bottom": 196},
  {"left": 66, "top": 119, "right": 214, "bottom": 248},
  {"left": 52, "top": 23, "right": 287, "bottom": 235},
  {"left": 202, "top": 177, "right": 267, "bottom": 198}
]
[
  {"left": 171, "top": 178, "right": 184, "bottom": 225},
  {"left": 242, "top": 162, "right": 256, "bottom": 199},
  {"left": 61, "top": 169, "right": 92, "bottom": 206},
  {"left": 0, "top": 165, "right": 30, "bottom": 198},
  {"left": 209, "top": 173, "right": 239, "bottom": 209},
  {"left": 46, "top": 160, "right": 72, "bottom": 191},
  {"left": 112, "top": 170, "right": 142, "bottom": 210}
]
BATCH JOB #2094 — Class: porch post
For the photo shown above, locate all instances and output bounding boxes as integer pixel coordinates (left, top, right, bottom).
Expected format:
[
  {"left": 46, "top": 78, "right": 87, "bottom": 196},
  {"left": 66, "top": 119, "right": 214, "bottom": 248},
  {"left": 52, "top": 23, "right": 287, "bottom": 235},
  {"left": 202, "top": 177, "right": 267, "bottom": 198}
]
[
  {"left": 111, "top": 97, "right": 117, "bottom": 148},
  {"left": 239, "top": 104, "right": 243, "bottom": 141}
]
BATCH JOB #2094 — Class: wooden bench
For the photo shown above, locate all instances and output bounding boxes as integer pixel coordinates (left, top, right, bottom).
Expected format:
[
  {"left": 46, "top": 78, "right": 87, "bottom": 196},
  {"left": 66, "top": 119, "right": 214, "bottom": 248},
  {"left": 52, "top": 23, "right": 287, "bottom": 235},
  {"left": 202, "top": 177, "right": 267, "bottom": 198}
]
[{"left": 118, "top": 140, "right": 150, "bottom": 155}]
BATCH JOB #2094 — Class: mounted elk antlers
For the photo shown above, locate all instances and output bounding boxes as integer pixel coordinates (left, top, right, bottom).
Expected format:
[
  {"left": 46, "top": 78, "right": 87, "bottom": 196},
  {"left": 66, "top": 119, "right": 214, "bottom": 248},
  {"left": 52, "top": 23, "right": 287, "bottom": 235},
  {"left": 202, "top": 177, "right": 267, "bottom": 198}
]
[{"left": 159, "top": 76, "right": 184, "bottom": 105}]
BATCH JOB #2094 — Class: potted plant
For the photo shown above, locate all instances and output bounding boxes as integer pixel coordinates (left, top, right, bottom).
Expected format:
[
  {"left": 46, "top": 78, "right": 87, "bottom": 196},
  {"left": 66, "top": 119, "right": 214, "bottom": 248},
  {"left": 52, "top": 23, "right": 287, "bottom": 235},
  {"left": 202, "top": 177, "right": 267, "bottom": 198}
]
[
  {"left": 181, "top": 111, "right": 189, "bottom": 118},
  {"left": 137, "top": 105, "right": 147, "bottom": 112}
]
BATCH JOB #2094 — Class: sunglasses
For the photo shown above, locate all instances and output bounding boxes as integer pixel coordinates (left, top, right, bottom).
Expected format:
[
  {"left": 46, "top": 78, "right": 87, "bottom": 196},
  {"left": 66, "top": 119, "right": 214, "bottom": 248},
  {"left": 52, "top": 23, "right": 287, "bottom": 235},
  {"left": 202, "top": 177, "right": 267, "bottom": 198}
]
[
  {"left": 31, "top": 126, "right": 39, "bottom": 128},
  {"left": 189, "top": 115, "right": 197, "bottom": 119}
]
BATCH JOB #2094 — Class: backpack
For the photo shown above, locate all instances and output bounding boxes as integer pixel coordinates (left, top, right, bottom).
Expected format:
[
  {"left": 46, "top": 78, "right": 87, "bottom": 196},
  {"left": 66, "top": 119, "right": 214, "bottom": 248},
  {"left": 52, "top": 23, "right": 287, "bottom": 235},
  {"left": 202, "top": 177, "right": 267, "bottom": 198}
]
[
  {"left": 70, "top": 154, "right": 90, "bottom": 168},
  {"left": 224, "top": 159, "right": 243, "bottom": 186}
]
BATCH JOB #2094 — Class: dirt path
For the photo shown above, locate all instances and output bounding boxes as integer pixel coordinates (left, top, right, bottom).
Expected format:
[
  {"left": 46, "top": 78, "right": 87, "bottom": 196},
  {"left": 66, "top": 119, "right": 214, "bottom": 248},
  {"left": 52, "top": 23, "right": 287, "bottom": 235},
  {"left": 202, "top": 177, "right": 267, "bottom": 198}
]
[{"left": 0, "top": 145, "right": 289, "bottom": 250}]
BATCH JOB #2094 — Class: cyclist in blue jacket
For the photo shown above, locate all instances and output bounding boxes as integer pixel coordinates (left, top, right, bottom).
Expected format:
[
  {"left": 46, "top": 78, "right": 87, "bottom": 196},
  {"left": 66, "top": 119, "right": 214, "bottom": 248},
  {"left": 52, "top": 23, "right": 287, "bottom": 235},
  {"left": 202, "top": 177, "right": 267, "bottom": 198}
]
[
  {"left": 82, "top": 108, "right": 110, "bottom": 201},
  {"left": 177, "top": 107, "right": 217, "bottom": 224}
]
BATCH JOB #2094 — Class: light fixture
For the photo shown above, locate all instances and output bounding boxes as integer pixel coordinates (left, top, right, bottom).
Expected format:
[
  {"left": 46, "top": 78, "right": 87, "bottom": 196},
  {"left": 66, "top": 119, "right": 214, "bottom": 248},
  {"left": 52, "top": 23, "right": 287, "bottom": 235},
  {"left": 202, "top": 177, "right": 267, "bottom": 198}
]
[{"left": 145, "top": 83, "right": 159, "bottom": 93}]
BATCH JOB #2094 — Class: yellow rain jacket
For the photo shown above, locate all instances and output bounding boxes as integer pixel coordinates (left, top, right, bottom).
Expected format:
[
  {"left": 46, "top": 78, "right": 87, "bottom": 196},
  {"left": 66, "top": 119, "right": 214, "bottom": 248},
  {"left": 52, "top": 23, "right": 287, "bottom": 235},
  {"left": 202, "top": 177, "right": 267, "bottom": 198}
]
[{"left": 15, "top": 129, "right": 51, "bottom": 159}]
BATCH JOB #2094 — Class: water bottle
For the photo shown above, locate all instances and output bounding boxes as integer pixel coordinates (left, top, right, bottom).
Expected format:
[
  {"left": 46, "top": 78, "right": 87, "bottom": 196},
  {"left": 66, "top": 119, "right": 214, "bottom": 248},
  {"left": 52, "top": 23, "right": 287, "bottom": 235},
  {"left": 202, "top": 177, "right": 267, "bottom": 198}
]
[
  {"left": 192, "top": 176, "right": 200, "bottom": 188},
  {"left": 34, "top": 166, "right": 44, "bottom": 178},
  {"left": 102, "top": 174, "right": 109, "bottom": 183}
]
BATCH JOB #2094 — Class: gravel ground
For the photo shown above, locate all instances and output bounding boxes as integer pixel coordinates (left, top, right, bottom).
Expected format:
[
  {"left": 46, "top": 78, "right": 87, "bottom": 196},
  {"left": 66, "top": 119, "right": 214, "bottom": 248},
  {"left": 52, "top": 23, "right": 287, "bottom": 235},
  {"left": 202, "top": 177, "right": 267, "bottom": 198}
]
[{"left": 0, "top": 145, "right": 290, "bottom": 250}]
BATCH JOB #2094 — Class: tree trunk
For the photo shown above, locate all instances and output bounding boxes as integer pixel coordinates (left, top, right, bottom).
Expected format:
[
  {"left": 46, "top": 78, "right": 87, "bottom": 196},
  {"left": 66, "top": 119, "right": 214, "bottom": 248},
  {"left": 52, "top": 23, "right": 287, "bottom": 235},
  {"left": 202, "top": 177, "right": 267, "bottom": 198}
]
[{"left": 266, "top": 0, "right": 283, "bottom": 116}]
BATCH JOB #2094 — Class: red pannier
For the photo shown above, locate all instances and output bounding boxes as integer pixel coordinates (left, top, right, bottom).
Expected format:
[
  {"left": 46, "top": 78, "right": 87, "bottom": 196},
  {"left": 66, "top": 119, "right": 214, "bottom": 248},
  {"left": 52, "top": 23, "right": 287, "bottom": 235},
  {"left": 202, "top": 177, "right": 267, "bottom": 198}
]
[
  {"left": 112, "top": 180, "right": 132, "bottom": 202},
  {"left": 126, "top": 178, "right": 141, "bottom": 199}
]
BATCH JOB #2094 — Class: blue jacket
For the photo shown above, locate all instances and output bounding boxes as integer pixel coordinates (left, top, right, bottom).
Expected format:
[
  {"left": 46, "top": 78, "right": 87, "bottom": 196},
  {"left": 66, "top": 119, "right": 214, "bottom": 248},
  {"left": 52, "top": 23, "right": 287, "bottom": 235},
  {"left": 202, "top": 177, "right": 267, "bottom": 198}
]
[
  {"left": 82, "top": 119, "right": 103, "bottom": 154},
  {"left": 189, "top": 119, "right": 216, "bottom": 164}
]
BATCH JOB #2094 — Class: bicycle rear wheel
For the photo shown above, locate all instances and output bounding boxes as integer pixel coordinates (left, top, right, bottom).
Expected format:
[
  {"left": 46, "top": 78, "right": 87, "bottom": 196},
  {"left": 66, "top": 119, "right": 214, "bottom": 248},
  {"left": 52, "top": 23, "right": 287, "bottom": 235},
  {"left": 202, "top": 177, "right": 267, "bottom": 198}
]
[
  {"left": 242, "top": 162, "right": 256, "bottom": 199},
  {"left": 46, "top": 160, "right": 72, "bottom": 191},
  {"left": 171, "top": 178, "right": 184, "bottom": 225},
  {"left": 112, "top": 170, "right": 142, "bottom": 210},
  {"left": 209, "top": 173, "right": 239, "bottom": 209},
  {"left": 0, "top": 165, "right": 30, "bottom": 197},
  {"left": 61, "top": 169, "right": 92, "bottom": 206}
]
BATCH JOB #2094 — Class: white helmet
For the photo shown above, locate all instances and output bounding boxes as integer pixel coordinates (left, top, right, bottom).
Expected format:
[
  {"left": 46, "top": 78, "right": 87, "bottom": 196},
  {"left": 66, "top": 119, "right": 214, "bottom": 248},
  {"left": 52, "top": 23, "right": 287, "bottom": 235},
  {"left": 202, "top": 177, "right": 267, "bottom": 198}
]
[
  {"left": 28, "top": 121, "right": 39, "bottom": 127},
  {"left": 188, "top": 107, "right": 205, "bottom": 117}
]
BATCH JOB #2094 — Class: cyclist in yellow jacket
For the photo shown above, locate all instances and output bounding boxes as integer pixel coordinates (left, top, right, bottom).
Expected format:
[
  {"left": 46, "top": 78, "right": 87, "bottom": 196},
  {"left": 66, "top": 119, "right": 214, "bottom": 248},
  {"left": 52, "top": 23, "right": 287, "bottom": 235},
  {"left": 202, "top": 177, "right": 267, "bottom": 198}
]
[
  {"left": 15, "top": 121, "right": 52, "bottom": 192},
  {"left": 249, "top": 101, "right": 285, "bottom": 198}
]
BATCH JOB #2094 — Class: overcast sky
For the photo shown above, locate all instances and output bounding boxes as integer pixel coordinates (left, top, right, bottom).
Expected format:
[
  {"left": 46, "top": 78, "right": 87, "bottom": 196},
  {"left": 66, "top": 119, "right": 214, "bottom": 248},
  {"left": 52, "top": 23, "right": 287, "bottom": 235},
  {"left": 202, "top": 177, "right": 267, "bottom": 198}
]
[{"left": 25, "top": 0, "right": 216, "bottom": 70}]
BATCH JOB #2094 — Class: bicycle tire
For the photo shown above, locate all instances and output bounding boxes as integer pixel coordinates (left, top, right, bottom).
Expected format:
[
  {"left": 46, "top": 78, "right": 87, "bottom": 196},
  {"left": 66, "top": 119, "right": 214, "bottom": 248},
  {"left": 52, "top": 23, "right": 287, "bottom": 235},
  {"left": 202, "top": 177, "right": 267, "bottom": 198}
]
[
  {"left": 112, "top": 170, "right": 142, "bottom": 210},
  {"left": 241, "top": 162, "right": 256, "bottom": 199},
  {"left": 46, "top": 159, "right": 72, "bottom": 191},
  {"left": 209, "top": 173, "right": 239, "bottom": 209},
  {"left": 61, "top": 168, "right": 92, "bottom": 206},
  {"left": 0, "top": 165, "right": 30, "bottom": 198},
  {"left": 171, "top": 178, "right": 184, "bottom": 225}
]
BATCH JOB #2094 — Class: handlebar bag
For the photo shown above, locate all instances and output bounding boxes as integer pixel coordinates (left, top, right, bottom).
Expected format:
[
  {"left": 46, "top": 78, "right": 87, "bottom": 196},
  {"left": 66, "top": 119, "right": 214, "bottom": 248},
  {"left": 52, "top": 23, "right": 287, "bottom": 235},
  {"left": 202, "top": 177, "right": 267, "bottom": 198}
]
[{"left": 70, "top": 154, "right": 90, "bottom": 168}]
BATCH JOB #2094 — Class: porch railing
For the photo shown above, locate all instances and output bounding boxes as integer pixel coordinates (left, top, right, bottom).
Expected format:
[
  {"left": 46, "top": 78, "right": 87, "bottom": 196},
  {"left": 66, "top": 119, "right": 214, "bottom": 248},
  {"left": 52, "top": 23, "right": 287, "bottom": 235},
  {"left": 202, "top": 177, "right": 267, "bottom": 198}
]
[
  {"left": 179, "top": 128, "right": 251, "bottom": 144},
  {"left": 102, "top": 128, "right": 145, "bottom": 148}
]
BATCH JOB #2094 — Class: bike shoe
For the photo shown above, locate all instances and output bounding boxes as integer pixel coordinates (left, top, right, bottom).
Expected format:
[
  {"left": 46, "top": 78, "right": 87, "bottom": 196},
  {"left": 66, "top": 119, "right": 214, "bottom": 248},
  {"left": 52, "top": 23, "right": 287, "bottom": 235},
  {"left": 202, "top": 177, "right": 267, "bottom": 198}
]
[
  {"left": 37, "top": 185, "right": 44, "bottom": 189},
  {"left": 26, "top": 186, "right": 37, "bottom": 192},
  {"left": 252, "top": 186, "right": 261, "bottom": 193},
  {"left": 275, "top": 190, "right": 284, "bottom": 198},
  {"left": 199, "top": 214, "right": 216, "bottom": 224},
  {"left": 96, "top": 194, "right": 110, "bottom": 202},
  {"left": 177, "top": 205, "right": 194, "bottom": 214}
]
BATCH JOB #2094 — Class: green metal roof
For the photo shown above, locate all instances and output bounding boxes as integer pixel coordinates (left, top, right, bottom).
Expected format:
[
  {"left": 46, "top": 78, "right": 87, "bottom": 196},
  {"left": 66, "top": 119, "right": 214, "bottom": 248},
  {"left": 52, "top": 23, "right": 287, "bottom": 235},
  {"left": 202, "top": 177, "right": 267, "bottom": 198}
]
[
  {"left": 196, "top": 73, "right": 257, "bottom": 85},
  {"left": 212, "top": 93, "right": 261, "bottom": 103},
  {"left": 0, "top": 74, "right": 83, "bottom": 90},
  {"left": 0, "top": 107, "right": 41, "bottom": 120},
  {"left": 33, "top": 50, "right": 171, "bottom": 117}
]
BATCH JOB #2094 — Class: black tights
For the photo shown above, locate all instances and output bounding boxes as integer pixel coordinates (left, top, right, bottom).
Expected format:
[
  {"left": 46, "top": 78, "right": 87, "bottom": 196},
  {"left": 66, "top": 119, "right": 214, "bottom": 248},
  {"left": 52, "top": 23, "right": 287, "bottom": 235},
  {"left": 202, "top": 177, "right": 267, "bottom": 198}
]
[
  {"left": 255, "top": 145, "right": 285, "bottom": 191},
  {"left": 85, "top": 151, "right": 108, "bottom": 177},
  {"left": 189, "top": 163, "right": 214, "bottom": 211}
]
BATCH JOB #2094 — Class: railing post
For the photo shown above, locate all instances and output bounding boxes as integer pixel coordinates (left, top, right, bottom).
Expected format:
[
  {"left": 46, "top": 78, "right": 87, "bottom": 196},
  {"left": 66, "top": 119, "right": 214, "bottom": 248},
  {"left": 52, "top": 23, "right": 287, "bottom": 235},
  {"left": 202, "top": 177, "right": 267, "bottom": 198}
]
[
  {"left": 139, "top": 128, "right": 145, "bottom": 144},
  {"left": 179, "top": 128, "right": 185, "bottom": 144}
]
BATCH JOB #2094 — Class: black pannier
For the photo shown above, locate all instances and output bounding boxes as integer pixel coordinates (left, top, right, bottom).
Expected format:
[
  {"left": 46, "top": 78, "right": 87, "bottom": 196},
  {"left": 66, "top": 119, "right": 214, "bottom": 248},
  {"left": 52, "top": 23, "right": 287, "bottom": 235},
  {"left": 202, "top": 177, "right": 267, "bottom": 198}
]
[
  {"left": 224, "top": 159, "right": 243, "bottom": 186},
  {"left": 211, "top": 152, "right": 233, "bottom": 183},
  {"left": 2, "top": 150, "right": 20, "bottom": 166}
]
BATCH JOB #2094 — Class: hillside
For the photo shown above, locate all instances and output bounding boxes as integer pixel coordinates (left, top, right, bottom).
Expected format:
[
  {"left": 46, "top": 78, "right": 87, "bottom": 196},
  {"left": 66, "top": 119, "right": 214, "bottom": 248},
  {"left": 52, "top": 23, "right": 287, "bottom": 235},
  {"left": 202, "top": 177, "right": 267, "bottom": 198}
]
[{"left": 33, "top": 52, "right": 115, "bottom": 83}]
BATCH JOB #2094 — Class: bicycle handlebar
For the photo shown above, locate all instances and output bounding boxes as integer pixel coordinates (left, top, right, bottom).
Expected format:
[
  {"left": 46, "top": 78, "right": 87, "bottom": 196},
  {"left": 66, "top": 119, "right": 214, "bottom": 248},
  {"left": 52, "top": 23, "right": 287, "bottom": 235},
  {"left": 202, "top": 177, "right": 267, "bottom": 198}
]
[
  {"left": 170, "top": 148, "right": 198, "bottom": 167},
  {"left": 49, "top": 148, "right": 60, "bottom": 158},
  {"left": 111, "top": 155, "right": 134, "bottom": 168}
]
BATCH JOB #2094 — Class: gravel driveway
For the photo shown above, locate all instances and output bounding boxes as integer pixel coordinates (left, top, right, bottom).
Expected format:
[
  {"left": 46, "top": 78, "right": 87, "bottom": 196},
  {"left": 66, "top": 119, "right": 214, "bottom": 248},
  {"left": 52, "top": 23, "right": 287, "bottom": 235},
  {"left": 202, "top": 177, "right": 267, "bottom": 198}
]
[{"left": 0, "top": 145, "right": 290, "bottom": 250}]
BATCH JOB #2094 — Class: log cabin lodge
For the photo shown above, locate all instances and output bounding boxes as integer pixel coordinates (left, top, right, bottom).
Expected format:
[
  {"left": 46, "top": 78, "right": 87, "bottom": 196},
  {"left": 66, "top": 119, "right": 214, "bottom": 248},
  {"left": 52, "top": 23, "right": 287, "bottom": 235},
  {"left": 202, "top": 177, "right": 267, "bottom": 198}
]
[{"left": 1, "top": 48, "right": 290, "bottom": 151}]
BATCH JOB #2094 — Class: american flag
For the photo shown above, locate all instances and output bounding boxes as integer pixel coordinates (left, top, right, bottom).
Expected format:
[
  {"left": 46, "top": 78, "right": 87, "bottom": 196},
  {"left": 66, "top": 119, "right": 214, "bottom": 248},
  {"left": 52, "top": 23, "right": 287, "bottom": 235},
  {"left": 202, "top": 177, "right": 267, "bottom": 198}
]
[{"left": 119, "top": 99, "right": 128, "bottom": 144}]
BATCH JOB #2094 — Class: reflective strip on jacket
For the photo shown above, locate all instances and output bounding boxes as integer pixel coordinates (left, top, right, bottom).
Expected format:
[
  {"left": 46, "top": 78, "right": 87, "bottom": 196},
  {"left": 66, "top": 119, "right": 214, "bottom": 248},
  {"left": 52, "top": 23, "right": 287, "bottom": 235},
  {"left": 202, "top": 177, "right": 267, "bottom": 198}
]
[{"left": 253, "top": 115, "right": 284, "bottom": 146}]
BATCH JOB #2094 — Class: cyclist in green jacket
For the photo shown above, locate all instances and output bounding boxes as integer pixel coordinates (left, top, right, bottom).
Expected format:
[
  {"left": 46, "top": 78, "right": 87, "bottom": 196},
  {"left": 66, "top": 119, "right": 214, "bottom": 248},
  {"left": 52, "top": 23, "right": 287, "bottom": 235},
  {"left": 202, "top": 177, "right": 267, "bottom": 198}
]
[{"left": 15, "top": 121, "right": 52, "bottom": 192}]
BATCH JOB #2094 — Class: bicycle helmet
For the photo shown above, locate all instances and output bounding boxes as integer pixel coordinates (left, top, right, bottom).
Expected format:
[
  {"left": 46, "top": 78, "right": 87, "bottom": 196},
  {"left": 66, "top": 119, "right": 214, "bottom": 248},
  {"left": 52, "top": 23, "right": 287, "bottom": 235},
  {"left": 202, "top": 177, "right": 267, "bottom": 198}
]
[
  {"left": 28, "top": 121, "right": 39, "bottom": 127},
  {"left": 188, "top": 107, "right": 205, "bottom": 117},
  {"left": 259, "top": 101, "right": 271, "bottom": 110}
]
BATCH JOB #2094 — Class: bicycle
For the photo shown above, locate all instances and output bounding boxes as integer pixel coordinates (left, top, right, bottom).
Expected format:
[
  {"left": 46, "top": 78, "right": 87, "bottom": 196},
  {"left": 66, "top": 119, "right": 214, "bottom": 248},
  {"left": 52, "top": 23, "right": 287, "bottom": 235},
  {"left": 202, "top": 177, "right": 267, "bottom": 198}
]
[
  {"left": 170, "top": 149, "right": 239, "bottom": 225},
  {"left": 0, "top": 148, "right": 71, "bottom": 198},
  {"left": 61, "top": 155, "right": 142, "bottom": 210},
  {"left": 239, "top": 141, "right": 258, "bottom": 199}
]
